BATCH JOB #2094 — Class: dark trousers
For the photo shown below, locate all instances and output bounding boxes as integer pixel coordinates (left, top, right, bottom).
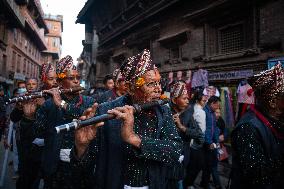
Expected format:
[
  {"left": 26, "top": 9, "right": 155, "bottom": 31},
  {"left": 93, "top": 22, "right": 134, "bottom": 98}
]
[
  {"left": 16, "top": 143, "right": 42, "bottom": 189},
  {"left": 183, "top": 147, "right": 205, "bottom": 187},
  {"left": 44, "top": 161, "right": 73, "bottom": 189},
  {"left": 201, "top": 149, "right": 217, "bottom": 188},
  {"left": 212, "top": 156, "right": 221, "bottom": 187},
  {"left": 165, "top": 179, "right": 180, "bottom": 189},
  {"left": 0, "top": 127, "right": 3, "bottom": 141}
]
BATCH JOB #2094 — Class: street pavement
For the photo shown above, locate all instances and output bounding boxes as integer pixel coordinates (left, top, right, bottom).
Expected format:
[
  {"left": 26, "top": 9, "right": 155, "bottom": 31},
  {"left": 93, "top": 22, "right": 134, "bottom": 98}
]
[
  {"left": 0, "top": 142, "right": 16, "bottom": 189},
  {"left": 0, "top": 142, "right": 231, "bottom": 189}
]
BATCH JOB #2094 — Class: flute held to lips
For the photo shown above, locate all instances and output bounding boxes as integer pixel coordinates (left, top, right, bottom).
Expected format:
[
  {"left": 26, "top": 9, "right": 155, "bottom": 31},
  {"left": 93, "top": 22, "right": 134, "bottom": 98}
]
[
  {"left": 5, "top": 86, "right": 85, "bottom": 104},
  {"left": 55, "top": 98, "right": 170, "bottom": 134}
]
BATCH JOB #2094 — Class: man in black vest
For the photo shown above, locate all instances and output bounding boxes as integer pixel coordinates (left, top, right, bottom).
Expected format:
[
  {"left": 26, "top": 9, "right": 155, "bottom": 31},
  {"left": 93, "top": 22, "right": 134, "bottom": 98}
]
[{"left": 231, "top": 63, "right": 284, "bottom": 189}]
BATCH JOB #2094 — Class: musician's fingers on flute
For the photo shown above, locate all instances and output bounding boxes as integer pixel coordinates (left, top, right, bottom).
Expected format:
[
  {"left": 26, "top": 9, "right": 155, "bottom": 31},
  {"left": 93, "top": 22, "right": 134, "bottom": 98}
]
[
  {"left": 107, "top": 105, "right": 134, "bottom": 119},
  {"left": 107, "top": 109, "right": 126, "bottom": 119},
  {"left": 124, "top": 105, "right": 135, "bottom": 113},
  {"left": 110, "top": 105, "right": 134, "bottom": 113},
  {"left": 173, "top": 114, "right": 179, "bottom": 119},
  {"left": 81, "top": 103, "right": 99, "bottom": 119}
]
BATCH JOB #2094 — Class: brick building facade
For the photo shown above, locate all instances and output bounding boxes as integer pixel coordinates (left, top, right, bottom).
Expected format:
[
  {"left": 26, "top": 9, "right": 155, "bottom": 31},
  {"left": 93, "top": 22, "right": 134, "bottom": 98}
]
[
  {"left": 42, "top": 14, "right": 63, "bottom": 65},
  {"left": 0, "top": 0, "right": 48, "bottom": 93},
  {"left": 76, "top": 0, "right": 284, "bottom": 88}
]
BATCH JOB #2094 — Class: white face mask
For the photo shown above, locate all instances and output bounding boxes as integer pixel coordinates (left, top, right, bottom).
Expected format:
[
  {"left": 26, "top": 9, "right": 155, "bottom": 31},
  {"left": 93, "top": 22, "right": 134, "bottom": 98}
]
[{"left": 17, "top": 88, "right": 27, "bottom": 96}]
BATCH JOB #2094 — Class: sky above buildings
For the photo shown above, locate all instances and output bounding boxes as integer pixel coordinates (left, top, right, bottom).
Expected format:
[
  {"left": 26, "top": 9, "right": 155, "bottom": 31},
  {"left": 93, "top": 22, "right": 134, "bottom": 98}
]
[{"left": 41, "top": 0, "right": 88, "bottom": 62}]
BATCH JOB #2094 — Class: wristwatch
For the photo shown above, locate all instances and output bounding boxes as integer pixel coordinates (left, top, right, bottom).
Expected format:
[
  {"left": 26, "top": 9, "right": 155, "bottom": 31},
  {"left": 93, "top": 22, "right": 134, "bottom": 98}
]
[{"left": 60, "top": 100, "right": 67, "bottom": 109}]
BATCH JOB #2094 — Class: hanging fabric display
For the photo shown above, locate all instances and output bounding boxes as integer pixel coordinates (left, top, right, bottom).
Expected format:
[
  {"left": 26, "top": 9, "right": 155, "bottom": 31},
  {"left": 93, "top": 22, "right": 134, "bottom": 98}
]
[
  {"left": 203, "top": 86, "right": 220, "bottom": 98},
  {"left": 220, "top": 87, "right": 235, "bottom": 128},
  {"left": 191, "top": 68, "right": 208, "bottom": 89},
  {"left": 236, "top": 80, "right": 255, "bottom": 121},
  {"left": 185, "top": 70, "right": 192, "bottom": 97}
]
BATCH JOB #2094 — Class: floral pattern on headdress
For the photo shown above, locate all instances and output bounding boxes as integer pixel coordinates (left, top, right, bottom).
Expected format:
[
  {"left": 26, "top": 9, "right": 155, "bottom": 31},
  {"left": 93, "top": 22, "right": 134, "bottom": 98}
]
[
  {"left": 120, "top": 49, "right": 156, "bottom": 83},
  {"left": 170, "top": 81, "right": 188, "bottom": 98},
  {"left": 56, "top": 55, "right": 77, "bottom": 79},
  {"left": 135, "top": 77, "right": 145, "bottom": 88},
  {"left": 250, "top": 63, "right": 284, "bottom": 102},
  {"left": 40, "top": 63, "right": 55, "bottom": 81}
]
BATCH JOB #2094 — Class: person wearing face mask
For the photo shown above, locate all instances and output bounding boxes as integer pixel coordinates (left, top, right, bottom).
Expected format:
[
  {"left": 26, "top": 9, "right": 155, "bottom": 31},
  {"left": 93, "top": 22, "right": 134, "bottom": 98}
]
[
  {"left": 12, "top": 63, "right": 58, "bottom": 189},
  {"left": 10, "top": 77, "right": 45, "bottom": 189},
  {"left": 70, "top": 49, "right": 182, "bottom": 189},
  {"left": 165, "top": 81, "right": 204, "bottom": 189},
  {"left": 231, "top": 63, "right": 284, "bottom": 189},
  {"left": 32, "top": 56, "right": 95, "bottom": 189}
]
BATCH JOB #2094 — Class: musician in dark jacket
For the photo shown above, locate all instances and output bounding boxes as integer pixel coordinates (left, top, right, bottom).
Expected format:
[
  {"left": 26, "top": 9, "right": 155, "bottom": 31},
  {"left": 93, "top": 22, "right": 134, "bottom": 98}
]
[
  {"left": 71, "top": 49, "right": 182, "bottom": 189},
  {"left": 231, "top": 63, "right": 284, "bottom": 189},
  {"left": 96, "top": 69, "right": 128, "bottom": 104},
  {"left": 10, "top": 63, "right": 58, "bottom": 189},
  {"left": 166, "top": 81, "right": 204, "bottom": 189},
  {"left": 33, "top": 56, "right": 94, "bottom": 189},
  {"left": 10, "top": 77, "right": 45, "bottom": 189}
]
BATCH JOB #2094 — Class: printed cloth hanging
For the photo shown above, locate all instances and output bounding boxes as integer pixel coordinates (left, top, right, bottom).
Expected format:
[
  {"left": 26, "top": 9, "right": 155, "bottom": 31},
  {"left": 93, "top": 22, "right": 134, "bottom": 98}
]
[
  {"left": 191, "top": 69, "right": 208, "bottom": 88},
  {"left": 186, "top": 70, "right": 192, "bottom": 97},
  {"left": 220, "top": 87, "right": 235, "bottom": 128},
  {"left": 237, "top": 83, "right": 255, "bottom": 104},
  {"left": 203, "top": 86, "right": 220, "bottom": 98}
]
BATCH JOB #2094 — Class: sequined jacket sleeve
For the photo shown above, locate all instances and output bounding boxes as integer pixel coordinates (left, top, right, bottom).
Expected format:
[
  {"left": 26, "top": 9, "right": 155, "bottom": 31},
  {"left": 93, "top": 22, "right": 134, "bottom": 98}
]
[
  {"left": 33, "top": 100, "right": 50, "bottom": 137},
  {"left": 33, "top": 96, "right": 95, "bottom": 137},
  {"left": 70, "top": 137, "right": 100, "bottom": 188},
  {"left": 135, "top": 106, "right": 183, "bottom": 165},
  {"left": 231, "top": 123, "right": 279, "bottom": 185}
]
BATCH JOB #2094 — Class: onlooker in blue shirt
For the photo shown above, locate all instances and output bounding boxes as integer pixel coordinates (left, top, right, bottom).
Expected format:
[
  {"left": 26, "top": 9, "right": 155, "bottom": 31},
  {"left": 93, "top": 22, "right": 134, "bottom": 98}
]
[{"left": 201, "top": 96, "right": 220, "bottom": 189}]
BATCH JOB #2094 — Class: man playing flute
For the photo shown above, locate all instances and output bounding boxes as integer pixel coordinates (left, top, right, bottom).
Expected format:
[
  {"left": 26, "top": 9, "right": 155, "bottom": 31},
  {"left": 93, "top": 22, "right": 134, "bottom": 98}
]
[
  {"left": 33, "top": 56, "right": 94, "bottom": 189},
  {"left": 71, "top": 49, "right": 183, "bottom": 189}
]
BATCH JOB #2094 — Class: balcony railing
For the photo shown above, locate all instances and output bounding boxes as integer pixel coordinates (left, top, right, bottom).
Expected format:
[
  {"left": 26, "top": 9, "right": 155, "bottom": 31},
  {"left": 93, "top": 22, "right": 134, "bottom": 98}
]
[{"left": 97, "top": 0, "right": 179, "bottom": 45}]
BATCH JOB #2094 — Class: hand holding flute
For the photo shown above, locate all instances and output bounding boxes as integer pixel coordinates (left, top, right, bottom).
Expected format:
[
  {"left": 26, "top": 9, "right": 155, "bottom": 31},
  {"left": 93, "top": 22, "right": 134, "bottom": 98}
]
[
  {"left": 43, "top": 88, "right": 64, "bottom": 108},
  {"left": 75, "top": 103, "right": 104, "bottom": 157},
  {"left": 75, "top": 104, "right": 139, "bottom": 158},
  {"left": 6, "top": 86, "right": 85, "bottom": 105},
  {"left": 73, "top": 99, "right": 170, "bottom": 158},
  {"left": 108, "top": 106, "right": 141, "bottom": 148}
]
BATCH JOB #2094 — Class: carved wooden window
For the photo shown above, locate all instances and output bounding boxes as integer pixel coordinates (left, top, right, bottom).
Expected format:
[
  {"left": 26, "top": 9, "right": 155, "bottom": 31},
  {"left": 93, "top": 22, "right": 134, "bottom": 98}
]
[
  {"left": 170, "top": 46, "right": 181, "bottom": 60},
  {"left": 218, "top": 23, "right": 245, "bottom": 54}
]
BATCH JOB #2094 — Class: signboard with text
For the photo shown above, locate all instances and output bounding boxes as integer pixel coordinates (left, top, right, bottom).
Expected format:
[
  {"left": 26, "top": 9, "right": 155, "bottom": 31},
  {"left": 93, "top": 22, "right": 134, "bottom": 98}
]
[
  {"left": 268, "top": 57, "right": 284, "bottom": 69},
  {"left": 208, "top": 70, "right": 254, "bottom": 81}
]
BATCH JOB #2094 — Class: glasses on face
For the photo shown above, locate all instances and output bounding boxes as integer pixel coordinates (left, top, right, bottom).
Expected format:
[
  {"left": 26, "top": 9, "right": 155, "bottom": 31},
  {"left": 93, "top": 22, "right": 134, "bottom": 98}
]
[
  {"left": 145, "top": 81, "right": 161, "bottom": 88},
  {"left": 66, "top": 75, "right": 81, "bottom": 81}
]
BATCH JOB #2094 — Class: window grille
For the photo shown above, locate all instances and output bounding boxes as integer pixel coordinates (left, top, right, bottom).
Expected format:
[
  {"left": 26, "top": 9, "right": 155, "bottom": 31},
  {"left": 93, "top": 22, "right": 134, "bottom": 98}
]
[{"left": 219, "top": 24, "right": 244, "bottom": 54}]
